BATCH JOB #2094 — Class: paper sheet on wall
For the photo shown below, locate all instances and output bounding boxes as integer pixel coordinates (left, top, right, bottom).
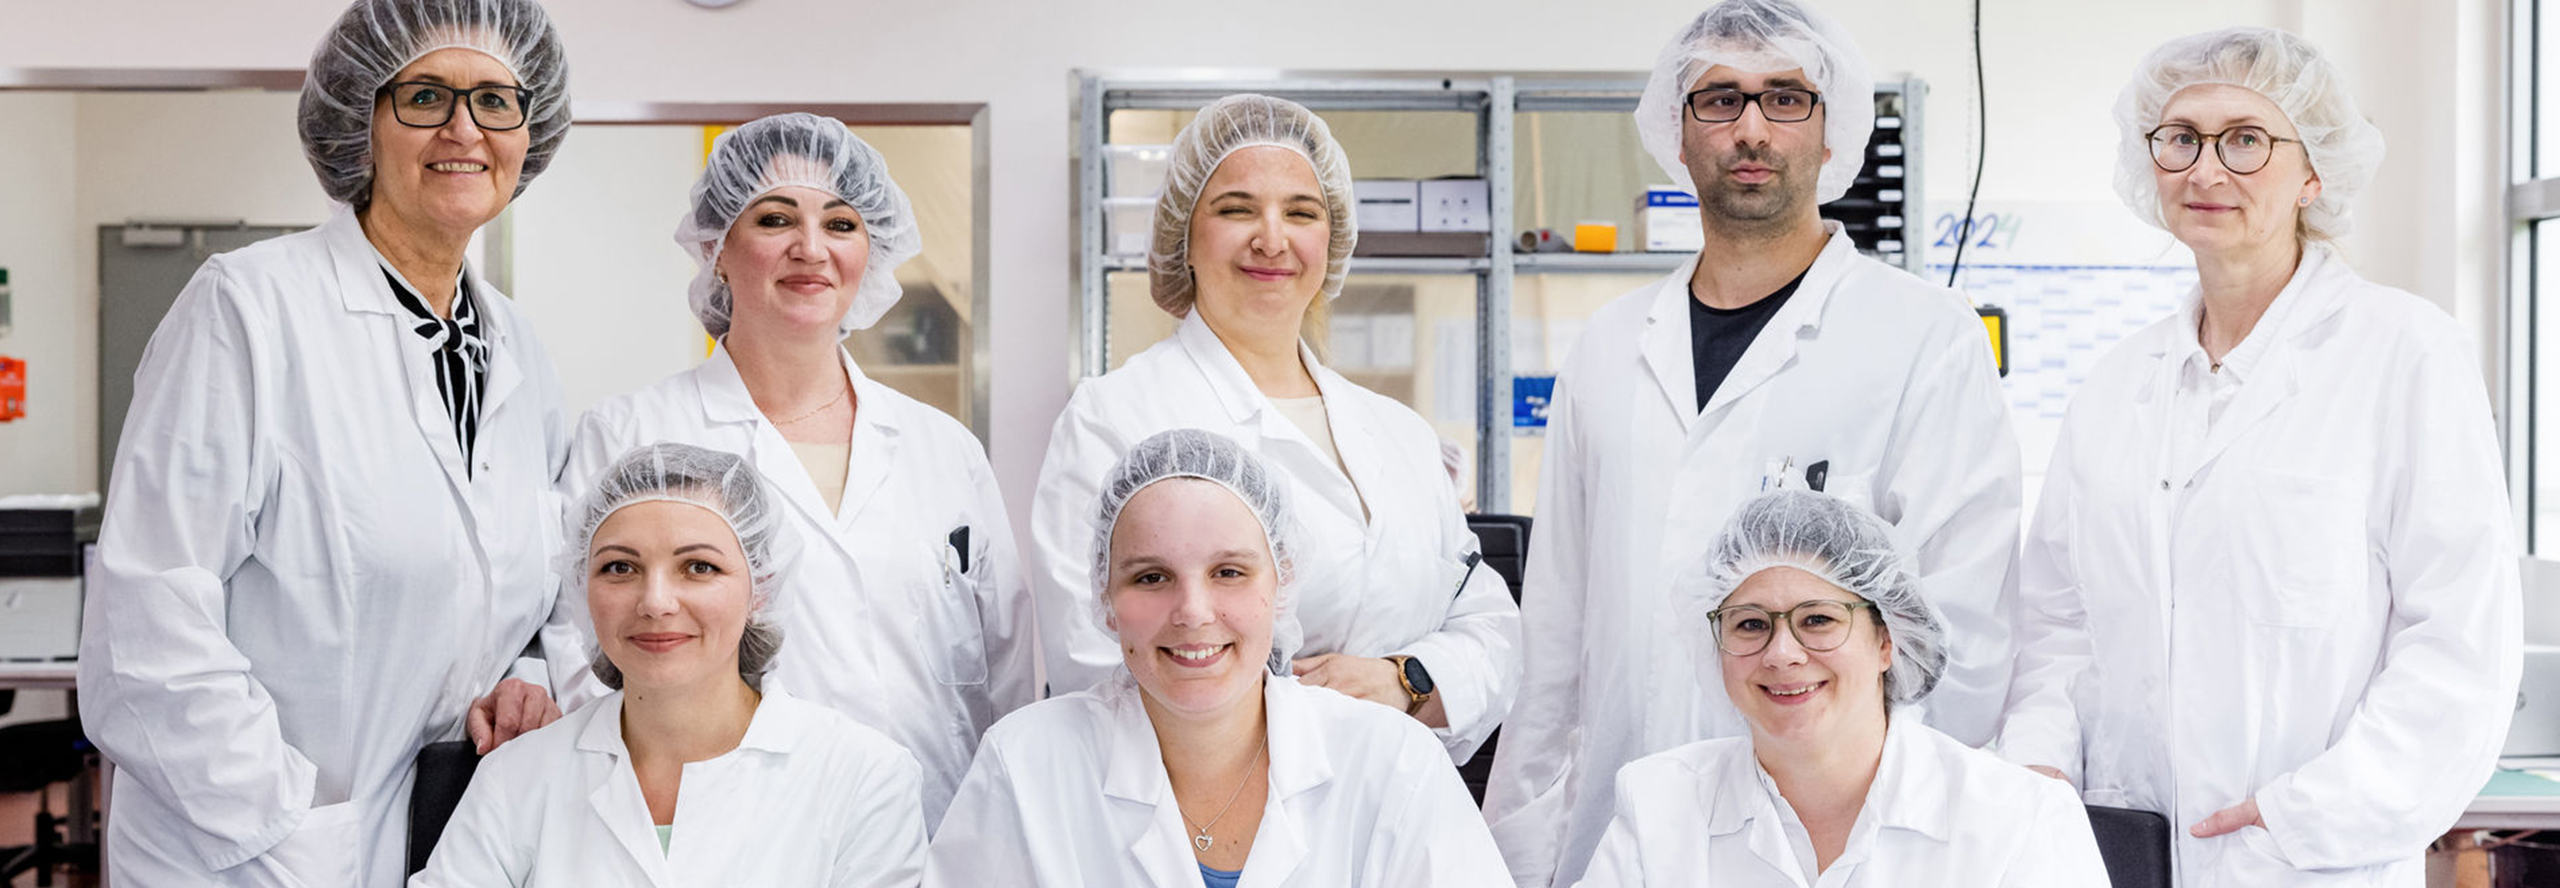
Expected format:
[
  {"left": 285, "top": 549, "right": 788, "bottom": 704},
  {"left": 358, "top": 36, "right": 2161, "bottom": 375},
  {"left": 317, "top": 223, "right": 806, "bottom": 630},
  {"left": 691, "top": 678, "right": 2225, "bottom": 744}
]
[
  {"left": 1371, "top": 314, "right": 1415, "bottom": 369},
  {"left": 1433, "top": 319, "right": 1475, "bottom": 425}
]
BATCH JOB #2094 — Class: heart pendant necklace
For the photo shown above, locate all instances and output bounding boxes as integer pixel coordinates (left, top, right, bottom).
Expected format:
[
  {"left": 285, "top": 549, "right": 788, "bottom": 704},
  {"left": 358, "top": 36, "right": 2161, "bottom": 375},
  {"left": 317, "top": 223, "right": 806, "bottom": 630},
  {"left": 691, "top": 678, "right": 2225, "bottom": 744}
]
[{"left": 1182, "top": 734, "right": 1267, "bottom": 854}]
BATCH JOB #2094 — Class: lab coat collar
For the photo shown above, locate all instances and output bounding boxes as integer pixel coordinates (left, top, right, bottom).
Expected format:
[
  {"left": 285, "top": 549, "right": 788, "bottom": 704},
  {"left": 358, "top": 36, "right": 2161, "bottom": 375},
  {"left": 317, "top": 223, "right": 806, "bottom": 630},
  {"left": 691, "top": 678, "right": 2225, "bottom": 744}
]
[
  {"left": 1639, "top": 222, "right": 1857, "bottom": 429},
  {"left": 1704, "top": 711, "right": 1951, "bottom": 852},
  {"left": 694, "top": 340, "right": 901, "bottom": 525},
  {"left": 571, "top": 685, "right": 806, "bottom": 758},
  {"left": 1098, "top": 674, "right": 1329, "bottom": 886},
  {"left": 2141, "top": 242, "right": 2346, "bottom": 364},
  {"left": 574, "top": 688, "right": 802, "bottom": 888},
  {"left": 1174, "top": 309, "right": 1322, "bottom": 427},
  {"left": 1174, "top": 310, "right": 1378, "bottom": 529},
  {"left": 323, "top": 205, "right": 525, "bottom": 488}
]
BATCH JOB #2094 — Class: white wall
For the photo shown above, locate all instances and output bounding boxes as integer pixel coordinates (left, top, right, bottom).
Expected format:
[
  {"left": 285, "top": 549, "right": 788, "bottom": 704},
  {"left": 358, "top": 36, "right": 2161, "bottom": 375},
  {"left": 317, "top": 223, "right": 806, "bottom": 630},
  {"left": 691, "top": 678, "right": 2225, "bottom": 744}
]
[
  {"left": 0, "top": 93, "right": 82, "bottom": 496},
  {"left": 0, "top": 0, "right": 2504, "bottom": 530},
  {"left": 0, "top": 90, "right": 328, "bottom": 497}
]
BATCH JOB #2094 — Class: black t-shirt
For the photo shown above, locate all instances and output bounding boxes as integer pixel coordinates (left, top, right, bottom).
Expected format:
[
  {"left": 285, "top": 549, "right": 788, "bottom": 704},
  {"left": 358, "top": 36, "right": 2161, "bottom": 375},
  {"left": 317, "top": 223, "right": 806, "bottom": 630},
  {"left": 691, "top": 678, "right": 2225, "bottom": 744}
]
[{"left": 1690, "top": 268, "right": 1808, "bottom": 412}]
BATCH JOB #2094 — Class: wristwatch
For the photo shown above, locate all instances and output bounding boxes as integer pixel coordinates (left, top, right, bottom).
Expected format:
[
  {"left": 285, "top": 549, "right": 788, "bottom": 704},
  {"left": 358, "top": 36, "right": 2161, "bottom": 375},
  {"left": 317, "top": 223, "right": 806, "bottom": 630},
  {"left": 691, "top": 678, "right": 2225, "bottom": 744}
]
[{"left": 1386, "top": 655, "right": 1436, "bottom": 716}]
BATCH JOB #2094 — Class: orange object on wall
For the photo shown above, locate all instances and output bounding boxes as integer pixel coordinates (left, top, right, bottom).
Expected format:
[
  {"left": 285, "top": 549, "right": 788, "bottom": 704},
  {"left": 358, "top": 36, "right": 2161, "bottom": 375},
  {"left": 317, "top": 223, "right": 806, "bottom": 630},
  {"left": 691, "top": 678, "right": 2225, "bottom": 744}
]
[{"left": 0, "top": 356, "right": 23, "bottom": 422}]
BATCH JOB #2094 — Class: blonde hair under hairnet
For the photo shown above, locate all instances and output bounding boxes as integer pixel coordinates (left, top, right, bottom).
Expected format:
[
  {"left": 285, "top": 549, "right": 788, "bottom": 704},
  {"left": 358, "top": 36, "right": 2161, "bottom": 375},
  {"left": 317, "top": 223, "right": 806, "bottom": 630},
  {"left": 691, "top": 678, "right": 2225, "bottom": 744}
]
[
  {"left": 1674, "top": 489, "right": 1947, "bottom": 706},
  {"left": 1633, "top": 0, "right": 1875, "bottom": 204},
  {"left": 566, "top": 443, "right": 796, "bottom": 692},
  {"left": 2114, "top": 27, "right": 2385, "bottom": 240},
  {"left": 1147, "top": 94, "right": 1359, "bottom": 317},
  {"left": 299, "top": 0, "right": 572, "bottom": 209},
  {"left": 675, "top": 113, "right": 923, "bottom": 337},
  {"left": 1091, "top": 429, "right": 1303, "bottom": 675}
]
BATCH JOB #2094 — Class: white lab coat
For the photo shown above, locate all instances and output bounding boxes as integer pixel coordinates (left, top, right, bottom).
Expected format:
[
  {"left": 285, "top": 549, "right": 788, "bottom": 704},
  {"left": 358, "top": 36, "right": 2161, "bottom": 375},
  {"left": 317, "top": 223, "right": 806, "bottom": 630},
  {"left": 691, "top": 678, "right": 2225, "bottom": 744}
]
[
  {"left": 922, "top": 673, "right": 1513, "bottom": 887},
  {"left": 79, "top": 206, "right": 568, "bottom": 888},
  {"left": 410, "top": 685, "right": 926, "bottom": 888},
  {"left": 1483, "top": 224, "right": 2022, "bottom": 888},
  {"left": 1575, "top": 713, "right": 2107, "bottom": 888},
  {"left": 547, "top": 341, "right": 1034, "bottom": 828},
  {"left": 2001, "top": 245, "right": 2521, "bottom": 887},
  {"left": 1029, "top": 310, "right": 1520, "bottom": 761}
]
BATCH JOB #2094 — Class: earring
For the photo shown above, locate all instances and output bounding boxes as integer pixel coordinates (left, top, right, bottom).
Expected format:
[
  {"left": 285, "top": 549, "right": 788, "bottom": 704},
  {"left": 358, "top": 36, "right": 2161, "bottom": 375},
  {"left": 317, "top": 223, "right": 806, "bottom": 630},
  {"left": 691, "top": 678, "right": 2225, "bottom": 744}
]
[
  {"left": 715, "top": 268, "right": 729, "bottom": 286},
  {"left": 2299, "top": 197, "right": 2312, "bottom": 206}
]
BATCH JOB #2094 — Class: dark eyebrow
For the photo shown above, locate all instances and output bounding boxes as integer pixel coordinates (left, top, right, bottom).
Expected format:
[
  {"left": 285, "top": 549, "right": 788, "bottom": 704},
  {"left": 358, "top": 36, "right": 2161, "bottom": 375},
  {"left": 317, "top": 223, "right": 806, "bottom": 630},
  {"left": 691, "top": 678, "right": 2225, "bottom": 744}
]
[
  {"left": 1208, "top": 190, "right": 1323, "bottom": 205},
  {"left": 749, "top": 194, "right": 798, "bottom": 210},
  {"left": 672, "top": 543, "right": 729, "bottom": 557},
  {"left": 595, "top": 544, "right": 640, "bottom": 558},
  {"left": 402, "top": 73, "right": 517, "bottom": 90}
]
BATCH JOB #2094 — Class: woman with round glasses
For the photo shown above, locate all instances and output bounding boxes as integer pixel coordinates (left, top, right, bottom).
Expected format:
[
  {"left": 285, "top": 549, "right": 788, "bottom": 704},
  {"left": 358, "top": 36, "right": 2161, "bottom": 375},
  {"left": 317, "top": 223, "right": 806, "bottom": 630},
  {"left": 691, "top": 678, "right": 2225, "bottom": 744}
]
[
  {"left": 77, "top": 0, "right": 576, "bottom": 885},
  {"left": 1577, "top": 490, "right": 2104, "bottom": 886},
  {"left": 2001, "top": 27, "right": 2520, "bottom": 886}
]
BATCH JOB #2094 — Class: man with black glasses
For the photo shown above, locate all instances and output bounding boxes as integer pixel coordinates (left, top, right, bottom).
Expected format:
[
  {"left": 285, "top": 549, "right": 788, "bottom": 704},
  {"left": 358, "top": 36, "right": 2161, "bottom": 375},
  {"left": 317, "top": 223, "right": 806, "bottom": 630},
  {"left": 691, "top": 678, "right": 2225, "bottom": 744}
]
[{"left": 1480, "top": 2, "right": 2024, "bottom": 885}]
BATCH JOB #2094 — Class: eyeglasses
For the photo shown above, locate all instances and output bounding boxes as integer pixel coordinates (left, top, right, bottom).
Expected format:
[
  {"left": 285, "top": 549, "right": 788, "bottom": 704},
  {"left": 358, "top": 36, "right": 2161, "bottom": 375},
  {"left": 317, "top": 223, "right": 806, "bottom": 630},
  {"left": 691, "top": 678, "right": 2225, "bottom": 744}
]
[
  {"left": 1685, "top": 87, "right": 1823, "bottom": 124},
  {"left": 2145, "top": 124, "right": 2302, "bottom": 175},
  {"left": 377, "top": 81, "right": 532, "bottom": 131},
  {"left": 1705, "top": 599, "right": 1878, "bottom": 657}
]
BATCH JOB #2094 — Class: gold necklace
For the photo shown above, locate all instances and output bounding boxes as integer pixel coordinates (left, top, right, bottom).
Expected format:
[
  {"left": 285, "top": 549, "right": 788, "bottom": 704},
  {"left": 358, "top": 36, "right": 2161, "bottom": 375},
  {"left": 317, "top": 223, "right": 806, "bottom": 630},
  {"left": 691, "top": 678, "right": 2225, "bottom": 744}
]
[
  {"left": 771, "top": 384, "right": 850, "bottom": 427},
  {"left": 1180, "top": 735, "right": 1267, "bottom": 853}
]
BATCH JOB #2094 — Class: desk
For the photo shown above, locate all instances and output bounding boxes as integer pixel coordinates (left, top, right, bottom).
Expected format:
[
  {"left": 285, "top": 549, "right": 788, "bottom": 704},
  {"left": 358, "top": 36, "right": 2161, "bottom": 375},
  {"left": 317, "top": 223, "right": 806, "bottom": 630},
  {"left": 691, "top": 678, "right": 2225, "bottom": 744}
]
[
  {"left": 2460, "top": 766, "right": 2560, "bottom": 830},
  {"left": 0, "top": 661, "right": 77, "bottom": 692}
]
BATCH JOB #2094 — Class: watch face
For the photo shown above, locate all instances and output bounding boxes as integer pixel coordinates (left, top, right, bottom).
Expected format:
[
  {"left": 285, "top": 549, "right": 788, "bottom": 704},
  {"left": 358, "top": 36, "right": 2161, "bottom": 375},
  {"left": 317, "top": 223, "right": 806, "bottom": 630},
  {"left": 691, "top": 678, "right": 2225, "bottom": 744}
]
[{"left": 1402, "top": 656, "right": 1435, "bottom": 696}]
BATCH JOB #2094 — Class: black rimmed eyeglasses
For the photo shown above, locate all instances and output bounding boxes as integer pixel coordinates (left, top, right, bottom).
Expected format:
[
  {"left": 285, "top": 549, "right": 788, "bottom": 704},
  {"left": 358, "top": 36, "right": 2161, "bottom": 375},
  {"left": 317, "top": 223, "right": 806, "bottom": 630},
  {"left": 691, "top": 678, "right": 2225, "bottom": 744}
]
[{"left": 377, "top": 81, "right": 532, "bottom": 131}]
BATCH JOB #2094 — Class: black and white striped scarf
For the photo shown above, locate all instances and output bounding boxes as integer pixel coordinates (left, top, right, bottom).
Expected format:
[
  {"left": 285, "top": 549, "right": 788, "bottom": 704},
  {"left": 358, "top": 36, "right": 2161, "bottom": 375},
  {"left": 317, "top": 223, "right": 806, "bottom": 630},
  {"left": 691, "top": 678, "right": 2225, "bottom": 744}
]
[{"left": 384, "top": 267, "right": 487, "bottom": 475}]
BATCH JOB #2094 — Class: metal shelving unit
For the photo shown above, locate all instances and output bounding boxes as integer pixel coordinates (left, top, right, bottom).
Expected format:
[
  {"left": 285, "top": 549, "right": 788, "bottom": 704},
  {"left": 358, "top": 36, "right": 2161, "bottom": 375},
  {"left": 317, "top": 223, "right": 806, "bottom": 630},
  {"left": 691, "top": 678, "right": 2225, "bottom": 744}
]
[{"left": 1074, "top": 71, "right": 1923, "bottom": 512}]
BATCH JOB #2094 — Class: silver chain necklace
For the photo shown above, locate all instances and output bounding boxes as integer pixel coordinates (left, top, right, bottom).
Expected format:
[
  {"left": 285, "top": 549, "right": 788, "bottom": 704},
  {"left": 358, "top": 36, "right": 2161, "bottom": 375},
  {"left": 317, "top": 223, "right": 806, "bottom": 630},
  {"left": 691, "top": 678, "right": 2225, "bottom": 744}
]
[{"left": 1180, "top": 734, "right": 1267, "bottom": 853}]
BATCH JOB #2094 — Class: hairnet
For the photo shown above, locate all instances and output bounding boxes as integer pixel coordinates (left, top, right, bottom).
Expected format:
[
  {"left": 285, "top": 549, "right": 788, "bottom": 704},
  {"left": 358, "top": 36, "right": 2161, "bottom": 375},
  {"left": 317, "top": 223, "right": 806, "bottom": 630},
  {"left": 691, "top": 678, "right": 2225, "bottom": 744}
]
[
  {"left": 1148, "top": 94, "right": 1359, "bottom": 317},
  {"left": 1633, "top": 0, "right": 1875, "bottom": 205},
  {"left": 1091, "top": 428, "right": 1302, "bottom": 675},
  {"left": 298, "top": 0, "right": 572, "bottom": 209},
  {"left": 566, "top": 442, "right": 795, "bottom": 691},
  {"left": 674, "top": 112, "right": 924, "bottom": 337},
  {"left": 2113, "top": 27, "right": 2384, "bottom": 240},
  {"left": 1675, "top": 489, "right": 1946, "bottom": 705}
]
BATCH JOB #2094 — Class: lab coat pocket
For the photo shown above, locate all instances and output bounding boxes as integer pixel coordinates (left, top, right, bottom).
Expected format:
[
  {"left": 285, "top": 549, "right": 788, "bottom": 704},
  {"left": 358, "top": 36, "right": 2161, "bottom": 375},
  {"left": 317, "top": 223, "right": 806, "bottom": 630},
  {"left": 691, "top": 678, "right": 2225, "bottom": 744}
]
[
  {"left": 926, "top": 543, "right": 990, "bottom": 686},
  {"left": 2233, "top": 469, "right": 2362, "bottom": 630},
  {"left": 264, "top": 800, "right": 364, "bottom": 888}
]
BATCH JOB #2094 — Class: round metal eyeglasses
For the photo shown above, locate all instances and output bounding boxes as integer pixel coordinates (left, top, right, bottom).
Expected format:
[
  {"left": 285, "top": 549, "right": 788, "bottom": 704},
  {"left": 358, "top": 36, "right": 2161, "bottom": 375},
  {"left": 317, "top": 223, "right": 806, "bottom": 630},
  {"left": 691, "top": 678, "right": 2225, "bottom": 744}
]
[{"left": 2145, "top": 124, "right": 2302, "bottom": 175}]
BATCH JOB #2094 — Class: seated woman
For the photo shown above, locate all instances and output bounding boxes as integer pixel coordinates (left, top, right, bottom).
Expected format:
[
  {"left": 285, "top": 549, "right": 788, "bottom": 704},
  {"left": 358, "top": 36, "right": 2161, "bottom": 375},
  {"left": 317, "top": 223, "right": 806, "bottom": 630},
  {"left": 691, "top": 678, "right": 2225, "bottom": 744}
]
[
  {"left": 413, "top": 443, "right": 926, "bottom": 887},
  {"left": 924, "top": 428, "right": 1510, "bottom": 887},
  {"left": 1575, "top": 490, "right": 2105, "bottom": 887}
]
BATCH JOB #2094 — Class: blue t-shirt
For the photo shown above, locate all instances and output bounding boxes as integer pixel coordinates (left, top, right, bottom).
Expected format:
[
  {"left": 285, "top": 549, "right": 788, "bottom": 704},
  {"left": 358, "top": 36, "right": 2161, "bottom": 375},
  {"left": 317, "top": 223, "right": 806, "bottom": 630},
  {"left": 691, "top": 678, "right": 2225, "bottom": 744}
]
[{"left": 1200, "top": 862, "right": 1242, "bottom": 888}]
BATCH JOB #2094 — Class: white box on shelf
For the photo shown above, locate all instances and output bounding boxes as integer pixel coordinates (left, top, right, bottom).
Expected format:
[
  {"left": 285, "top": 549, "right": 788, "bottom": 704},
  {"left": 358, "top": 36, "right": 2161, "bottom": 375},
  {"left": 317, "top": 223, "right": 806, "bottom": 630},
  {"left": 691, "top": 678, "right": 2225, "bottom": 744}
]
[
  {"left": 1419, "top": 178, "right": 1490, "bottom": 232},
  {"left": 1108, "top": 144, "right": 1173, "bottom": 198},
  {"left": 1355, "top": 180, "right": 1421, "bottom": 232},
  {"left": 1105, "top": 196, "right": 1157, "bottom": 257},
  {"left": 1636, "top": 187, "right": 1703, "bottom": 253}
]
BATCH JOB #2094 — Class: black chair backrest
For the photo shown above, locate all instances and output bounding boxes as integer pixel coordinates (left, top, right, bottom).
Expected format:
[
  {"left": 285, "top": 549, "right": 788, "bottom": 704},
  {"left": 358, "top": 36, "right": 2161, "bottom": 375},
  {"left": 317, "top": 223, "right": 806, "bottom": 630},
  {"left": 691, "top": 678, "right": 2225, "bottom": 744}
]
[
  {"left": 407, "top": 740, "right": 484, "bottom": 876},
  {"left": 1465, "top": 514, "right": 1532, "bottom": 603},
  {"left": 2085, "top": 805, "right": 2172, "bottom": 888}
]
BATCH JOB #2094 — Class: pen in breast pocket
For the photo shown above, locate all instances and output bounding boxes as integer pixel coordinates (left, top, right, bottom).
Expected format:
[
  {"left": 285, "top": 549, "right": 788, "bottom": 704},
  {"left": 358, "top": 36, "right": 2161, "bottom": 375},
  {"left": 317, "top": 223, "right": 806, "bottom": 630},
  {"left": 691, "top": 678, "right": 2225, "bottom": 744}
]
[
  {"left": 1450, "top": 551, "right": 1482, "bottom": 601},
  {"left": 947, "top": 526, "right": 971, "bottom": 574}
]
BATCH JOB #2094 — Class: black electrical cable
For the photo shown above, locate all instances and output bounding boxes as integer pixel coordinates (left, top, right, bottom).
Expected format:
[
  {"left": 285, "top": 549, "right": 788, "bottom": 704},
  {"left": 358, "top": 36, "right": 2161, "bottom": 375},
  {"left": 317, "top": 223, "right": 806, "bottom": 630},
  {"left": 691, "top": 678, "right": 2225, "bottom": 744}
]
[{"left": 1945, "top": 0, "right": 1986, "bottom": 288}]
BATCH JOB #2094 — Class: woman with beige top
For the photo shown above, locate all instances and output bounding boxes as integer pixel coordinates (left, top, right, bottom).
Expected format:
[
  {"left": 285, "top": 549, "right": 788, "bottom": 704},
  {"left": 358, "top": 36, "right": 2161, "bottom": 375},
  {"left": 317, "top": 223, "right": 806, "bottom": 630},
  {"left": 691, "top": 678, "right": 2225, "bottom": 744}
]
[
  {"left": 1028, "top": 94, "right": 1521, "bottom": 764},
  {"left": 545, "top": 111, "right": 1034, "bottom": 832}
]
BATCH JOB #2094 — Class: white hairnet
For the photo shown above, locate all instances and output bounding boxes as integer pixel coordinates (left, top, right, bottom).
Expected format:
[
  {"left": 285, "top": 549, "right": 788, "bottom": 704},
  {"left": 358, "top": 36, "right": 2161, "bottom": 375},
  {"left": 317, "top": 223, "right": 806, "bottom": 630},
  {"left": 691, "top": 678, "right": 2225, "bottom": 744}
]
[
  {"left": 675, "top": 112, "right": 924, "bottom": 337},
  {"left": 298, "top": 0, "right": 572, "bottom": 209},
  {"left": 1091, "top": 428, "right": 1302, "bottom": 675},
  {"left": 1148, "top": 94, "right": 1359, "bottom": 317},
  {"left": 566, "top": 442, "right": 796, "bottom": 691},
  {"left": 1675, "top": 489, "right": 1946, "bottom": 705},
  {"left": 2114, "top": 27, "right": 2384, "bottom": 240},
  {"left": 1633, "top": 0, "right": 1875, "bottom": 204}
]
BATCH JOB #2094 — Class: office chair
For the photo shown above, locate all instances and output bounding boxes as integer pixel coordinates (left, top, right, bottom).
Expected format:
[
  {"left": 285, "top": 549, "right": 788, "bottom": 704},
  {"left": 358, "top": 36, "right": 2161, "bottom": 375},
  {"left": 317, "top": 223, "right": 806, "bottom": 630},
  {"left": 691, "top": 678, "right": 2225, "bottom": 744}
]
[
  {"left": 406, "top": 740, "right": 484, "bottom": 876},
  {"left": 0, "top": 690, "right": 100, "bottom": 886},
  {"left": 1457, "top": 514, "right": 1533, "bottom": 805},
  {"left": 2086, "top": 804, "right": 2172, "bottom": 888}
]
